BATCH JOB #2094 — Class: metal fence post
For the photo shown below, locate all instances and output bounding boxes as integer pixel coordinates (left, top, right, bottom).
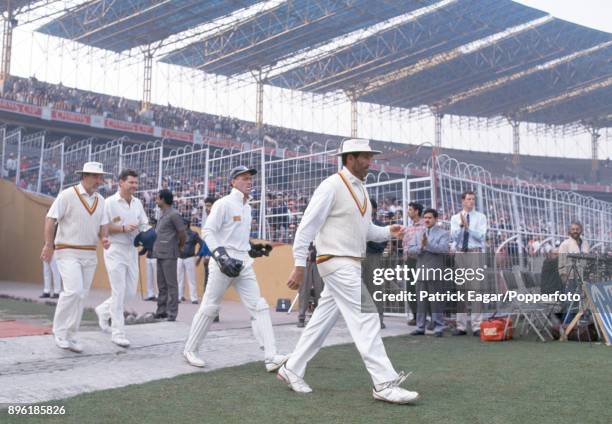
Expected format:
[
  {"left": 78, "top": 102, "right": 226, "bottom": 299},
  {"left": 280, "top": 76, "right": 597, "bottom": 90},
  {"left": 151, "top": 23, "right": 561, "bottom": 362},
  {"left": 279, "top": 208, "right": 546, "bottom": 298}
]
[
  {"left": 0, "top": 127, "right": 5, "bottom": 177},
  {"left": 59, "top": 143, "right": 65, "bottom": 191},
  {"left": 157, "top": 145, "right": 163, "bottom": 191},
  {"left": 37, "top": 133, "right": 45, "bottom": 192},
  {"left": 118, "top": 140, "right": 124, "bottom": 172},
  {"left": 201, "top": 149, "right": 210, "bottom": 228},
  {"left": 259, "top": 148, "right": 267, "bottom": 239},
  {"left": 15, "top": 130, "right": 21, "bottom": 184}
]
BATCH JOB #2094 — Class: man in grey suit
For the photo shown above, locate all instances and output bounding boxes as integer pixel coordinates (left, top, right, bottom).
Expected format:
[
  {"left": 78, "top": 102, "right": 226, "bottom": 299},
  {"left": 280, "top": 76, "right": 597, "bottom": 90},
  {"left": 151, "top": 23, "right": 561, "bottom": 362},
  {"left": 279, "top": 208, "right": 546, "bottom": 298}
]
[
  {"left": 407, "top": 208, "right": 449, "bottom": 337},
  {"left": 153, "top": 189, "right": 186, "bottom": 321}
]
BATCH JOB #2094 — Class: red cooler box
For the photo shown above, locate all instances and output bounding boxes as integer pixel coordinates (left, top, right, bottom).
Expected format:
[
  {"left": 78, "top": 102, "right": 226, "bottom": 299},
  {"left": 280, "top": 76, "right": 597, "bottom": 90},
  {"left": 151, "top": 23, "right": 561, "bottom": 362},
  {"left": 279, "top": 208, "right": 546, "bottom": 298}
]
[{"left": 480, "top": 317, "right": 513, "bottom": 341}]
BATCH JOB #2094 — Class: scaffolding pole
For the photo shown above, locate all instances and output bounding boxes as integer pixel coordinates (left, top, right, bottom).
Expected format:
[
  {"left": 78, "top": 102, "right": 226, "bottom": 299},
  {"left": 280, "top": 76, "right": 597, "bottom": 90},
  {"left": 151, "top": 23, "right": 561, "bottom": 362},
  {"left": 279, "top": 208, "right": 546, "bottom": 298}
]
[
  {"left": 434, "top": 112, "right": 443, "bottom": 154},
  {"left": 252, "top": 69, "right": 269, "bottom": 131},
  {"left": 591, "top": 127, "right": 600, "bottom": 175},
  {"left": 346, "top": 90, "right": 358, "bottom": 138},
  {"left": 256, "top": 77, "right": 264, "bottom": 128},
  {"left": 511, "top": 121, "right": 520, "bottom": 167},
  {"left": 0, "top": 2, "right": 16, "bottom": 91},
  {"left": 142, "top": 47, "right": 153, "bottom": 111}
]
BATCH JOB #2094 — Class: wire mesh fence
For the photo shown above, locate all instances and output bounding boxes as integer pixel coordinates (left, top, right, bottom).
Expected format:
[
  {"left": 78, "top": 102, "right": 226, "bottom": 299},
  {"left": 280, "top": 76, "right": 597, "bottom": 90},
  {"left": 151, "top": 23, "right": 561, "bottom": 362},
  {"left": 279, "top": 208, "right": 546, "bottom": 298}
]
[
  {"left": 40, "top": 140, "right": 65, "bottom": 196},
  {"left": 17, "top": 131, "right": 45, "bottom": 192},
  {"left": 1, "top": 129, "right": 21, "bottom": 184},
  {"left": 264, "top": 150, "right": 339, "bottom": 242},
  {"left": 62, "top": 138, "right": 93, "bottom": 189},
  {"left": 161, "top": 145, "right": 209, "bottom": 227},
  {"left": 91, "top": 139, "right": 124, "bottom": 197},
  {"left": 121, "top": 141, "right": 163, "bottom": 220},
  {"left": 1, "top": 130, "right": 611, "bottom": 258}
]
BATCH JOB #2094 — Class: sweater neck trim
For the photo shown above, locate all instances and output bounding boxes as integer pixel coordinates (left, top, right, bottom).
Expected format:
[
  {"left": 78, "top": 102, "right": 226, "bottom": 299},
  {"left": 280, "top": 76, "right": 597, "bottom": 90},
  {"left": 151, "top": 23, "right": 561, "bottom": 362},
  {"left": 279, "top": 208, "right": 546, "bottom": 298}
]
[{"left": 337, "top": 172, "right": 367, "bottom": 217}]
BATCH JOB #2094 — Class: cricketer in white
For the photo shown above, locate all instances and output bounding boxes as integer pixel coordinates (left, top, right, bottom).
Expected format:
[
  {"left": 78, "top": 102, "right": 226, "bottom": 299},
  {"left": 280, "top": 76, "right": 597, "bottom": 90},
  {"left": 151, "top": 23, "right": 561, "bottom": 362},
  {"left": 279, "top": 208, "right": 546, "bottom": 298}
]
[
  {"left": 41, "top": 162, "right": 111, "bottom": 353},
  {"left": 182, "top": 165, "right": 287, "bottom": 372},
  {"left": 95, "top": 169, "right": 150, "bottom": 348},
  {"left": 278, "top": 139, "right": 420, "bottom": 404}
]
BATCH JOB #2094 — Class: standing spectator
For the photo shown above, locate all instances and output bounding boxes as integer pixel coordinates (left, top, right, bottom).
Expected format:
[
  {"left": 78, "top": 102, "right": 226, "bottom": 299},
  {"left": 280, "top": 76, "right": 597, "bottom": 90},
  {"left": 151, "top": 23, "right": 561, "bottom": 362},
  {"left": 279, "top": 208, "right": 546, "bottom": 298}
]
[
  {"left": 196, "top": 197, "right": 215, "bottom": 290},
  {"left": 450, "top": 190, "right": 488, "bottom": 337},
  {"left": 178, "top": 217, "right": 203, "bottom": 304},
  {"left": 407, "top": 208, "right": 449, "bottom": 337},
  {"left": 6, "top": 153, "right": 17, "bottom": 178},
  {"left": 152, "top": 189, "right": 186, "bottom": 321},
  {"left": 270, "top": 194, "right": 289, "bottom": 242},
  {"left": 287, "top": 198, "right": 299, "bottom": 241},
  {"left": 402, "top": 202, "right": 424, "bottom": 326},
  {"left": 558, "top": 221, "right": 590, "bottom": 283}
]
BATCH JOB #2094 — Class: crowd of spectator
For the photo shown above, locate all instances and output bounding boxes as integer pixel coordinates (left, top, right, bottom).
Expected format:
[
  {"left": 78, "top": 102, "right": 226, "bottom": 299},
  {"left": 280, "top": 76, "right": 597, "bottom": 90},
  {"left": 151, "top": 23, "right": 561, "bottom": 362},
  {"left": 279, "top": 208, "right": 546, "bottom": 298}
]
[{"left": 3, "top": 75, "right": 610, "bottom": 188}]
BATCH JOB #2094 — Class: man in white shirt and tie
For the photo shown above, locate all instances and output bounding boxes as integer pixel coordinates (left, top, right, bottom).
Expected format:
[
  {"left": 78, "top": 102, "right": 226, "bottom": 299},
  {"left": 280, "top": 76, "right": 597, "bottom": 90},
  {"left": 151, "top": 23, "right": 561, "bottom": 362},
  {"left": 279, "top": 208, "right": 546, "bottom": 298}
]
[
  {"left": 278, "top": 139, "right": 419, "bottom": 405},
  {"left": 41, "top": 162, "right": 111, "bottom": 353},
  {"left": 182, "top": 166, "right": 287, "bottom": 372},
  {"left": 450, "top": 190, "right": 488, "bottom": 336},
  {"left": 95, "top": 169, "right": 150, "bottom": 348}
]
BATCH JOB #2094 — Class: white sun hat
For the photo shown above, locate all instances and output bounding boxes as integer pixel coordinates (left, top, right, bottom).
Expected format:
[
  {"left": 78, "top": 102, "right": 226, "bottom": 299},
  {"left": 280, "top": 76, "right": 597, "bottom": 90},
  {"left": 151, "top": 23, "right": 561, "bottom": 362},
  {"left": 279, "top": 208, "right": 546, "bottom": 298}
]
[
  {"left": 74, "top": 161, "right": 110, "bottom": 175},
  {"left": 334, "top": 138, "right": 382, "bottom": 156}
]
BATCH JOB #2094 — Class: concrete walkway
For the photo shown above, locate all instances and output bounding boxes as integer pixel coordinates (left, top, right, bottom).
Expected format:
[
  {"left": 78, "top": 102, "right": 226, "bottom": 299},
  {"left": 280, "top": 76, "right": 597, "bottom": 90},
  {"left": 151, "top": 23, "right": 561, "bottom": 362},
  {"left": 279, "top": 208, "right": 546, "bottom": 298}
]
[
  {"left": 0, "top": 280, "right": 298, "bottom": 329},
  {"left": 0, "top": 281, "right": 413, "bottom": 404}
]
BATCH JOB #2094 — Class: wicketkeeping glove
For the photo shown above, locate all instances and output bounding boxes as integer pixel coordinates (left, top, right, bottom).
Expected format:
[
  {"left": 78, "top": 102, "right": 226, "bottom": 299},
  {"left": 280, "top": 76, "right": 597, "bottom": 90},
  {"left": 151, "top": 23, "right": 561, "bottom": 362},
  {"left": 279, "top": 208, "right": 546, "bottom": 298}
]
[
  {"left": 248, "top": 242, "right": 273, "bottom": 258},
  {"left": 212, "top": 247, "right": 243, "bottom": 277}
]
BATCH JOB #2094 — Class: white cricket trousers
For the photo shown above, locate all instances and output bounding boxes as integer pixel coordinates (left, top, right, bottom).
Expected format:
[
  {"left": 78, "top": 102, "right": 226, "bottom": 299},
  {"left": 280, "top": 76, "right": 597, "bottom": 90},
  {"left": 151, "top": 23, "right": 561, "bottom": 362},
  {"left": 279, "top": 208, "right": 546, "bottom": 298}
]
[
  {"left": 43, "top": 256, "right": 62, "bottom": 294},
  {"left": 98, "top": 243, "right": 139, "bottom": 337},
  {"left": 184, "top": 260, "right": 278, "bottom": 360},
  {"left": 285, "top": 262, "right": 398, "bottom": 386},
  {"left": 177, "top": 256, "right": 198, "bottom": 301},
  {"left": 52, "top": 250, "right": 97, "bottom": 339},
  {"left": 145, "top": 257, "right": 157, "bottom": 298}
]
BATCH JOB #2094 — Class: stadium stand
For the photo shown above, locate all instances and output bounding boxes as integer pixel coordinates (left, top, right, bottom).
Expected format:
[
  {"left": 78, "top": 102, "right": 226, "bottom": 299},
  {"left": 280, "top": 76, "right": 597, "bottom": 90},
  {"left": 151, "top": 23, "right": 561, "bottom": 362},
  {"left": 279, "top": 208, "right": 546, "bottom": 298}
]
[{"left": 1, "top": 76, "right": 610, "bottom": 190}]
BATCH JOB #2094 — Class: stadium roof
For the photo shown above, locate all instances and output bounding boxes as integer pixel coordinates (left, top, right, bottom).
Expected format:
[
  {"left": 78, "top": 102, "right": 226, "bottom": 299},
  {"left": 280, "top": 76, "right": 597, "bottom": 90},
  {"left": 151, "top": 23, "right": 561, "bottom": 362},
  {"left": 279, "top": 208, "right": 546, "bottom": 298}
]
[
  {"left": 35, "top": 0, "right": 612, "bottom": 127},
  {"left": 269, "top": 0, "right": 547, "bottom": 91},
  {"left": 160, "top": 0, "right": 434, "bottom": 76},
  {"left": 267, "top": 0, "right": 612, "bottom": 126},
  {"left": 37, "top": 0, "right": 261, "bottom": 53},
  {"left": 1, "top": 0, "right": 39, "bottom": 13}
]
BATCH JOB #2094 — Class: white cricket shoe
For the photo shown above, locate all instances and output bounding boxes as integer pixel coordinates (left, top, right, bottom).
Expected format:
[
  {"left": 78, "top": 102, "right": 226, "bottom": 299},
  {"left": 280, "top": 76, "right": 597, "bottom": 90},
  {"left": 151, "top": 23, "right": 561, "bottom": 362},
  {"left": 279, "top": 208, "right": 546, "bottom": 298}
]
[
  {"left": 112, "top": 335, "right": 130, "bottom": 348},
  {"left": 67, "top": 338, "right": 83, "bottom": 354},
  {"left": 94, "top": 305, "right": 111, "bottom": 333},
  {"left": 372, "top": 371, "right": 419, "bottom": 404},
  {"left": 183, "top": 351, "right": 205, "bottom": 368},
  {"left": 54, "top": 336, "right": 71, "bottom": 350},
  {"left": 277, "top": 365, "right": 312, "bottom": 394},
  {"left": 265, "top": 354, "right": 289, "bottom": 372}
]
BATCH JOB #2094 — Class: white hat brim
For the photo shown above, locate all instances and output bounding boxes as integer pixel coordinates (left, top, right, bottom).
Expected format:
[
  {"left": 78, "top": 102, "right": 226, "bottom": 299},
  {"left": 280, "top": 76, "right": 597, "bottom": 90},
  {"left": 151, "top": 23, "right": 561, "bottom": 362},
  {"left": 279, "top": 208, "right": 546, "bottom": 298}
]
[
  {"left": 74, "top": 170, "right": 110, "bottom": 175},
  {"left": 333, "top": 149, "right": 382, "bottom": 156}
]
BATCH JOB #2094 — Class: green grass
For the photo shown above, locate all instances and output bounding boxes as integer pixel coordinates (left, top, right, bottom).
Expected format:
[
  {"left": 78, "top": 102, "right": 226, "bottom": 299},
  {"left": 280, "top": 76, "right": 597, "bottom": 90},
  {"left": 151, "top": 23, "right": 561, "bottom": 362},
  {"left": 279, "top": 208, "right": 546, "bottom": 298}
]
[
  {"left": 2, "top": 334, "right": 611, "bottom": 424},
  {"left": 0, "top": 297, "right": 97, "bottom": 326}
]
